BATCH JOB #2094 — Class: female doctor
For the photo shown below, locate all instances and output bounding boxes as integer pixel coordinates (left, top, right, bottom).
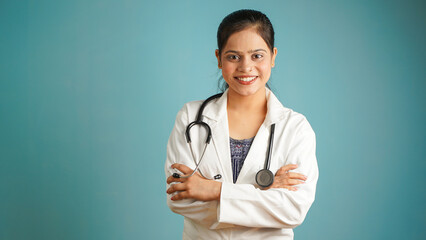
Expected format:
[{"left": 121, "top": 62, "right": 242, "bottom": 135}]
[{"left": 165, "top": 9, "right": 318, "bottom": 239}]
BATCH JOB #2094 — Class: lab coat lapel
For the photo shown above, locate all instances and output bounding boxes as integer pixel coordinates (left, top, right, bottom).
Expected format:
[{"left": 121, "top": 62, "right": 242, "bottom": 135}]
[
  {"left": 202, "top": 88, "right": 288, "bottom": 184},
  {"left": 208, "top": 117, "right": 233, "bottom": 182},
  {"left": 236, "top": 89, "right": 288, "bottom": 184},
  {"left": 203, "top": 90, "right": 233, "bottom": 182},
  {"left": 235, "top": 124, "right": 269, "bottom": 184}
]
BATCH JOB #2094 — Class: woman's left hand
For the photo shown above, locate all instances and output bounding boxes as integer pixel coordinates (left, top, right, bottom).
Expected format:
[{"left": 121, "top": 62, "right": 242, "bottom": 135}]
[
  {"left": 265, "top": 164, "right": 307, "bottom": 191},
  {"left": 166, "top": 163, "right": 222, "bottom": 201}
]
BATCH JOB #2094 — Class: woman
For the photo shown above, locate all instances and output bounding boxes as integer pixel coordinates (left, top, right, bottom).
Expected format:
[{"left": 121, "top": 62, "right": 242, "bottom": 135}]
[{"left": 165, "top": 9, "right": 318, "bottom": 239}]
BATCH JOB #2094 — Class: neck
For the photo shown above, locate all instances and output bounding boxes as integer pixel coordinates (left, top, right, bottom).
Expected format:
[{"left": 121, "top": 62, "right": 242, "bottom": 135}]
[{"left": 227, "top": 88, "right": 267, "bottom": 113}]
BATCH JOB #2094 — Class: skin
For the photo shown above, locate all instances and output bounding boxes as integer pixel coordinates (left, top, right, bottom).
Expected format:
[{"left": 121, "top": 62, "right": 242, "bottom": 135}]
[
  {"left": 167, "top": 27, "right": 307, "bottom": 201},
  {"left": 265, "top": 164, "right": 307, "bottom": 191},
  {"left": 217, "top": 27, "right": 277, "bottom": 140}
]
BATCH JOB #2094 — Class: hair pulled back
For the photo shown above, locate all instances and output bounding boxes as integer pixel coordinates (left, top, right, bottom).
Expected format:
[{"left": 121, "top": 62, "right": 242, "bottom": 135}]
[
  {"left": 217, "top": 9, "right": 275, "bottom": 91},
  {"left": 217, "top": 9, "right": 275, "bottom": 56}
]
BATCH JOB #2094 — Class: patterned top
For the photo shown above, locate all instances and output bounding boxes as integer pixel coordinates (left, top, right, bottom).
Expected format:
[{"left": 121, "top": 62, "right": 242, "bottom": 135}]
[{"left": 230, "top": 137, "right": 255, "bottom": 183}]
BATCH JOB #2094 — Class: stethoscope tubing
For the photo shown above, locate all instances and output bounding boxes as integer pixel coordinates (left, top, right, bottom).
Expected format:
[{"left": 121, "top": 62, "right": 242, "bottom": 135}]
[
  {"left": 264, "top": 124, "right": 275, "bottom": 170},
  {"left": 173, "top": 92, "right": 275, "bottom": 187},
  {"left": 173, "top": 143, "right": 210, "bottom": 179},
  {"left": 173, "top": 94, "right": 223, "bottom": 180}
]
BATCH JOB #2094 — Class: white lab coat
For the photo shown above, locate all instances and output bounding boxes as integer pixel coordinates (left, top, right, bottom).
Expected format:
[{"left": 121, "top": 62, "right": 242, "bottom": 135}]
[{"left": 165, "top": 88, "right": 318, "bottom": 240}]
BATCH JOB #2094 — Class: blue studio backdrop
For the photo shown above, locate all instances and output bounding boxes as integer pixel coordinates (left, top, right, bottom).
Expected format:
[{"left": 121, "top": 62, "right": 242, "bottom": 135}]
[{"left": 1, "top": 0, "right": 425, "bottom": 239}]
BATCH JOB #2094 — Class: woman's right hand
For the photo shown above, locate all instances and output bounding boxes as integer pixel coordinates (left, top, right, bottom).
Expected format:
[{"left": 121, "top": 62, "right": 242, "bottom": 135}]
[{"left": 266, "top": 164, "right": 307, "bottom": 191}]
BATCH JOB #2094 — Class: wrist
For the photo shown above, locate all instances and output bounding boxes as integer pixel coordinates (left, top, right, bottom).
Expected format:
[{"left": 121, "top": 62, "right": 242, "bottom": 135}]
[{"left": 215, "top": 182, "right": 222, "bottom": 200}]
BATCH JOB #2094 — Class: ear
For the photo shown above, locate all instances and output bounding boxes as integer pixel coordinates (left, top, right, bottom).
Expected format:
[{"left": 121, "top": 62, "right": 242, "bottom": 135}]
[
  {"left": 215, "top": 49, "right": 222, "bottom": 69},
  {"left": 271, "top": 47, "right": 277, "bottom": 68}
]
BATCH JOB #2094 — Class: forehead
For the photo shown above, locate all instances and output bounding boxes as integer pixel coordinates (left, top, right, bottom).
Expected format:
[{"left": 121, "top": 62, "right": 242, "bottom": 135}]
[{"left": 223, "top": 28, "right": 269, "bottom": 52}]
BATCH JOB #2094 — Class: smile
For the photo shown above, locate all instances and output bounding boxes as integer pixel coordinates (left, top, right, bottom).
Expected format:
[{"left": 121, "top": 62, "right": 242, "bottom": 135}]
[{"left": 235, "top": 76, "right": 258, "bottom": 85}]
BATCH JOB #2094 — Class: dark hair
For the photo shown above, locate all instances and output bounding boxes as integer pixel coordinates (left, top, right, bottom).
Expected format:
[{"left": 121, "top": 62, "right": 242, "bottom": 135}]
[{"left": 217, "top": 9, "right": 275, "bottom": 91}]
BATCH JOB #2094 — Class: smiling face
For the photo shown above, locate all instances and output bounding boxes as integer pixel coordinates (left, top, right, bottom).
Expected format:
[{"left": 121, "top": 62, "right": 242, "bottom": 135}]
[{"left": 216, "top": 27, "right": 277, "bottom": 97}]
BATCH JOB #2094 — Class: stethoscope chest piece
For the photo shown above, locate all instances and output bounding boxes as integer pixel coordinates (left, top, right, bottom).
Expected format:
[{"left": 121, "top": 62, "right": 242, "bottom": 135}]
[
  {"left": 255, "top": 123, "right": 276, "bottom": 188},
  {"left": 256, "top": 169, "right": 274, "bottom": 188}
]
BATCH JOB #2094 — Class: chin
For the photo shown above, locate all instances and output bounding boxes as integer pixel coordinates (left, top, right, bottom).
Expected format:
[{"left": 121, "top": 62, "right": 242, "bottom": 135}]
[{"left": 229, "top": 86, "right": 266, "bottom": 97}]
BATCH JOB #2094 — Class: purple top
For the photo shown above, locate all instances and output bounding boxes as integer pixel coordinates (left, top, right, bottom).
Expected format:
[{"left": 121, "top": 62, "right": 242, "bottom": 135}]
[{"left": 230, "top": 137, "right": 254, "bottom": 183}]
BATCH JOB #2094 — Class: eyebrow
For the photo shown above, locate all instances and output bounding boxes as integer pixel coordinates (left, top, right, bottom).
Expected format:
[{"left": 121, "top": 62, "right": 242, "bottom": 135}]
[{"left": 224, "top": 49, "right": 267, "bottom": 54}]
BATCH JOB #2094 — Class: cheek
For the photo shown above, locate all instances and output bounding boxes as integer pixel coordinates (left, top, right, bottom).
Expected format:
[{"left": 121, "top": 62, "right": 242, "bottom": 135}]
[
  {"left": 221, "top": 64, "right": 234, "bottom": 78},
  {"left": 258, "top": 62, "right": 272, "bottom": 77}
]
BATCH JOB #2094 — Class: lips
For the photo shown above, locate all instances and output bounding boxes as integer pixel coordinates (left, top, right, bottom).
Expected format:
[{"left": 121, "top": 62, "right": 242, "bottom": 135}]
[{"left": 235, "top": 76, "right": 258, "bottom": 85}]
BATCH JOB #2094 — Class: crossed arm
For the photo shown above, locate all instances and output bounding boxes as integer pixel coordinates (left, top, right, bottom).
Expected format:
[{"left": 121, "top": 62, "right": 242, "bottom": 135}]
[
  {"left": 165, "top": 105, "right": 318, "bottom": 229},
  {"left": 166, "top": 163, "right": 307, "bottom": 201}
]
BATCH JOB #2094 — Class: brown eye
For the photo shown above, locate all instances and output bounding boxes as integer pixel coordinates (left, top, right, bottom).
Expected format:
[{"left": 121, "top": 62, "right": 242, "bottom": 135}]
[
  {"left": 226, "top": 55, "right": 240, "bottom": 61},
  {"left": 253, "top": 54, "right": 263, "bottom": 59}
]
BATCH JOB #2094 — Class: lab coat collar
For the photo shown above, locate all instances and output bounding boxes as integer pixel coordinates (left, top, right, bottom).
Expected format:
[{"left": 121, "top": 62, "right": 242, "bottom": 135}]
[
  {"left": 202, "top": 88, "right": 289, "bottom": 126},
  {"left": 201, "top": 88, "right": 290, "bottom": 183}
]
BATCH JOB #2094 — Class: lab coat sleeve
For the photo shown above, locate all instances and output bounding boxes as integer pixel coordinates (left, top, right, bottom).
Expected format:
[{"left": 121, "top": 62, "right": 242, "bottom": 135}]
[
  {"left": 165, "top": 104, "right": 226, "bottom": 228},
  {"left": 218, "top": 120, "right": 319, "bottom": 228}
]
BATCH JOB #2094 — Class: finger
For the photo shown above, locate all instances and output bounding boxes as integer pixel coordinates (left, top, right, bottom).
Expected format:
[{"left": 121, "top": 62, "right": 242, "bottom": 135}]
[
  {"left": 283, "top": 186, "right": 298, "bottom": 191},
  {"left": 167, "top": 175, "right": 186, "bottom": 184},
  {"left": 276, "top": 164, "right": 298, "bottom": 176},
  {"left": 267, "top": 185, "right": 298, "bottom": 191},
  {"left": 166, "top": 183, "right": 186, "bottom": 194},
  {"left": 171, "top": 163, "right": 194, "bottom": 175},
  {"left": 171, "top": 191, "right": 190, "bottom": 201},
  {"left": 286, "top": 179, "right": 305, "bottom": 186},
  {"left": 286, "top": 172, "right": 307, "bottom": 181},
  {"left": 266, "top": 184, "right": 283, "bottom": 190},
  {"left": 270, "top": 177, "right": 301, "bottom": 186},
  {"left": 267, "top": 179, "right": 294, "bottom": 189}
]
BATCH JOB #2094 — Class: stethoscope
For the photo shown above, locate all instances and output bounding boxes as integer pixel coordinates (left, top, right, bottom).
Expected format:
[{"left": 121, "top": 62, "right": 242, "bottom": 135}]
[{"left": 172, "top": 93, "right": 276, "bottom": 188}]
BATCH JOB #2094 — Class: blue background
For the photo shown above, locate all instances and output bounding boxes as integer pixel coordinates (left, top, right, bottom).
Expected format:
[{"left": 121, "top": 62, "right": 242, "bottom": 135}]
[{"left": 1, "top": 0, "right": 425, "bottom": 239}]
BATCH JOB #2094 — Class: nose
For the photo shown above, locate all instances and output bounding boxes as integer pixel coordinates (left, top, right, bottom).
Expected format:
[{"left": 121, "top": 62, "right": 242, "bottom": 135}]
[{"left": 237, "top": 57, "right": 253, "bottom": 72}]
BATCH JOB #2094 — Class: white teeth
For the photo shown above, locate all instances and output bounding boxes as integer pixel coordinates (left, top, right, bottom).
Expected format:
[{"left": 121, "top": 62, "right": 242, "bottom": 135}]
[{"left": 237, "top": 77, "right": 256, "bottom": 82}]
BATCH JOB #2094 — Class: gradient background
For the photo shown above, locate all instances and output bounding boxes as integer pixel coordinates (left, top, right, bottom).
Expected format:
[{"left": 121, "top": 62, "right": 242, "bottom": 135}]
[{"left": 1, "top": 0, "right": 425, "bottom": 239}]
